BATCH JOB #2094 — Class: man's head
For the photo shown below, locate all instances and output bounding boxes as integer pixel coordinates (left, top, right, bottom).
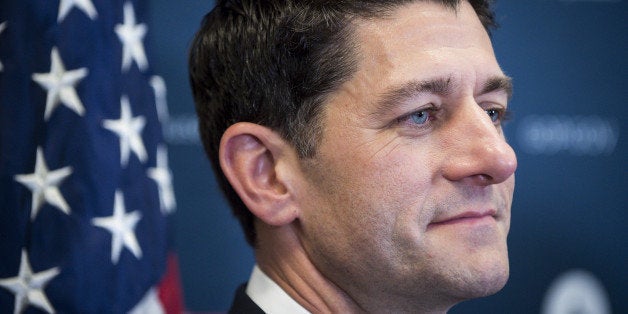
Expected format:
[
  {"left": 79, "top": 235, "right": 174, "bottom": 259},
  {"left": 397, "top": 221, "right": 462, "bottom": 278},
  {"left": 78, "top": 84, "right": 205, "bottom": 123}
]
[
  {"left": 189, "top": 0, "right": 497, "bottom": 246},
  {"left": 190, "top": 0, "right": 516, "bottom": 311}
]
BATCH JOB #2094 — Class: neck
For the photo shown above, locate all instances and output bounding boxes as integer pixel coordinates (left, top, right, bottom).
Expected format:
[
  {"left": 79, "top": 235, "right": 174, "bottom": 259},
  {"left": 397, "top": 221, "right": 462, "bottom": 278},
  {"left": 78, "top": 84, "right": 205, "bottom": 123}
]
[
  {"left": 253, "top": 222, "right": 452, "bottom": 313},
  {"left": 255, "top": 222, "right": 360, "bottom": 313}
]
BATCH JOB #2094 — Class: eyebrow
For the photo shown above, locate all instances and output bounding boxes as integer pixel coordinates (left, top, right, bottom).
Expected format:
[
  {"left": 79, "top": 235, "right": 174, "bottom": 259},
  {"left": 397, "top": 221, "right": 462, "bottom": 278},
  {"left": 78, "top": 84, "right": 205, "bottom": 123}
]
[
  {"left": 373, "top": 77, "right": 454, "bottom": 117},
  {"left": 482, "top": 75, "right": 513, "bottom": 100},
  {"left": 372, "top": 75, "right": 513, "bottom": 117}
]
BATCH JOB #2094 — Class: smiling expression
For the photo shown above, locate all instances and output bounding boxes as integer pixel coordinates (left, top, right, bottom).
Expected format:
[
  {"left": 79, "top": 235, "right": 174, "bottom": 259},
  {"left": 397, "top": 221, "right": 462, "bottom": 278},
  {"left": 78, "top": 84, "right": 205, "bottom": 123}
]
[{"left": 293, "top": 1, "right": 517, "bottom": 311}]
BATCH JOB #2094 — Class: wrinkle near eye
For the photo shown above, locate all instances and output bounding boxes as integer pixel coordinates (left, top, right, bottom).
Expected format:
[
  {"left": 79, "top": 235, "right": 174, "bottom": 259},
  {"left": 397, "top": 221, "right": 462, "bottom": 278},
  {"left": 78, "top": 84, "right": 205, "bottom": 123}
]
[
  {"left": 369, "top": 137, "right": 404, "bottom": 161},
  {"left": 347, "top": 133, "right": 406, "bottom": 163}
]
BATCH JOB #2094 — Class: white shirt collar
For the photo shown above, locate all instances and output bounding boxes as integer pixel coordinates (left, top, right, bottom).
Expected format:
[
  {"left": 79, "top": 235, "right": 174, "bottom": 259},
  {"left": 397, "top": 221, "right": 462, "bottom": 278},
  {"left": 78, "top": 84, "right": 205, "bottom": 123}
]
[{"left": 246, "top": 265, "right": 311, "bottom": 314}]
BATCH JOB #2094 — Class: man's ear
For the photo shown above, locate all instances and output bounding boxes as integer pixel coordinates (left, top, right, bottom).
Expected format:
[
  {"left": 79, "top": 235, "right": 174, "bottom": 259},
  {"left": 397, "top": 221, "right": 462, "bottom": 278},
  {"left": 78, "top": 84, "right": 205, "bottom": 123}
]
[{"left": 219, "top": 122, "right": 299, "bottom": 226}]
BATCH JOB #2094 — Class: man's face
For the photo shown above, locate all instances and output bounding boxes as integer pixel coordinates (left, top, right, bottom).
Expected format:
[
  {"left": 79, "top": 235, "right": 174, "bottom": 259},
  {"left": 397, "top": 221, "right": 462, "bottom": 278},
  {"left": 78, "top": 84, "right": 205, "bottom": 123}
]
[{"left": 295, "top": 1, "right": 517, "bottom": 310}]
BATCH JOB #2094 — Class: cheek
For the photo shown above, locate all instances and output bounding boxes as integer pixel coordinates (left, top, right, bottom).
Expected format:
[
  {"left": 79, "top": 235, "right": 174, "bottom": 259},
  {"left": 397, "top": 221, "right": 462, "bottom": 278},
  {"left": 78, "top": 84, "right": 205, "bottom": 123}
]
[
  {"left": 339, "top": 146, "right": 431, "bottom": 211},
  {"left": 299, "top": 128, "right": 442, "bottom": 241},
  {"left": 311, "top": 143, "right": 435, "bottom": 238}
]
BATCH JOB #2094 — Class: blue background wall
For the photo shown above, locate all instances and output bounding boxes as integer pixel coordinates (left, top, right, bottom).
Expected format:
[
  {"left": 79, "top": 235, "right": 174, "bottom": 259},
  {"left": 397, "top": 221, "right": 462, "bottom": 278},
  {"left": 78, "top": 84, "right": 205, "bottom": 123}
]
[{"left": 147, "top": 0, "right": 627, "bottom": 312}]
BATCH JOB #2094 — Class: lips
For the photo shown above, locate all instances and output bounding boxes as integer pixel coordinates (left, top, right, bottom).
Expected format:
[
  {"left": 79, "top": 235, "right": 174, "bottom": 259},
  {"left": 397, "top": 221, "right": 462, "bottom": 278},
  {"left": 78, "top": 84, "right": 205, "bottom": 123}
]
[{"left": 429, "top": 210, "right": 497, "bottom": 227}]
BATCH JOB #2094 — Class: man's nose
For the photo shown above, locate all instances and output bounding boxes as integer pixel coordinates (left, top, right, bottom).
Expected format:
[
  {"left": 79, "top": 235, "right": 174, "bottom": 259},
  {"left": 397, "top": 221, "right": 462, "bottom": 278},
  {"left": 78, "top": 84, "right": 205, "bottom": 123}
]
[{"left": 441, "top": 100, "right": 518, "bottom": 186}]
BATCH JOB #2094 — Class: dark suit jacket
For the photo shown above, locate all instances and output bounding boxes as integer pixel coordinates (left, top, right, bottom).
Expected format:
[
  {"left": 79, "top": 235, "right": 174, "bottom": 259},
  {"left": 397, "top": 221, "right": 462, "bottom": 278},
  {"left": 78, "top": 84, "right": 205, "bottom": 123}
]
[{"left": 228, "top": 283, "right": 265, "bottom": 314}]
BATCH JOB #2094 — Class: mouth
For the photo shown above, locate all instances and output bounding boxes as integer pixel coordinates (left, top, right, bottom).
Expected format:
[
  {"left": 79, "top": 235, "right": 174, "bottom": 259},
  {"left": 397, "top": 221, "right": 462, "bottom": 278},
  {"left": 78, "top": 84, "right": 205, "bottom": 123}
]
[{"left": 428, "top": 209, "right": 497, "bottom": 228}]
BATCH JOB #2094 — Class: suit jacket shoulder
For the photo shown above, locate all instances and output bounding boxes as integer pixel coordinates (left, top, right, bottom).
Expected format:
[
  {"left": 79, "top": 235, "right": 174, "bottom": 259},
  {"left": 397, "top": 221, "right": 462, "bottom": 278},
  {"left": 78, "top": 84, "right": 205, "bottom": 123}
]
[{"left": 228, "top": 283, "right": 265, "bottom": 314}]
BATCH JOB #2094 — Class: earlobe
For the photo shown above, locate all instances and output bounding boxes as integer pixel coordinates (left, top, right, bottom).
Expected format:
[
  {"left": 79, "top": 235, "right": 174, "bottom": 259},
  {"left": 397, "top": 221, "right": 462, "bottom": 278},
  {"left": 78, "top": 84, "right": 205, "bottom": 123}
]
[{"left": 219, "top": 122, "right": 299, "bottom": 226}]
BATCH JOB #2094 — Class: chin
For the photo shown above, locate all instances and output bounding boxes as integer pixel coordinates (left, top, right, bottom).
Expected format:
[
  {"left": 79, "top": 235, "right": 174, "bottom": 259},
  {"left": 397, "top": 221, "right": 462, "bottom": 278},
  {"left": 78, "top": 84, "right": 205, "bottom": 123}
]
[
  {"left": 477, "top": 266, "right": 509, "bottom": 297},
  {"left": 457, "top": 254, "right": 510, "bottom": 299}
]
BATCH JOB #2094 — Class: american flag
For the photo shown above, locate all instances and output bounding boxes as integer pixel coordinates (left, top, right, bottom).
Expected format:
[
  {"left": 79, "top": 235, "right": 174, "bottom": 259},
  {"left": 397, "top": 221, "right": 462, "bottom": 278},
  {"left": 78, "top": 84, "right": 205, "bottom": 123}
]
[{"left": 0, "top": 0, "right": 183, "bottom": 313}]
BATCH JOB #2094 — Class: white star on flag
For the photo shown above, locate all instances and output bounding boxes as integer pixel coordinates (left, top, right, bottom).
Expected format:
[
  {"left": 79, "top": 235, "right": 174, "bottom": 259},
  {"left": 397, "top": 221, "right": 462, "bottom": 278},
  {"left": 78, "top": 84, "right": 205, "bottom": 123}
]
[
  {"left": 14, "top": 147, "right": 73, "bottom": 220},
  {"left": 0, "top": 250, "right": 60, "bottom": 314},
  {"left": 150, "top": 76, "right": 169, "bottom": 123},
  {"left": 31, "top": 47, "right": 88, "bottom": 120},
  {"left": 148, "top": 145, "right": 176, "bottom": 214},
  {"left": 103, "top": 96, "right": 148, "bottom": 167},
  {"left": 92, "top": 190, "right": 143, "bottom": 264},
  {"left": 115, "top": 2, "right": 148, "bottom": 72},
  {"left": 1, "top": 1, "right": 183, "bottom": 312},
  {"left": 57, "top": 0, "right": 98, "bottom": 23},
  {"left": 129, "top": 287, "right": 165, "bottom": 314},
  {"left": 0, "top": 21, "right": 6, "bottom": 72}
]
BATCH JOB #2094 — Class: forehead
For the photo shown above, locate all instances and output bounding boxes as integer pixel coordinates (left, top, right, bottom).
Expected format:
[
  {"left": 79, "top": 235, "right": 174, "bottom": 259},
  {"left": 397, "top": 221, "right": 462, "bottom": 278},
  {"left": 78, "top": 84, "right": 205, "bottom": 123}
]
[
  {"left": 357, "top": 1, "right": 491, "bottom": 52},
  {"left": 333, "top": 1, "right": 499, "bottom": 102}
]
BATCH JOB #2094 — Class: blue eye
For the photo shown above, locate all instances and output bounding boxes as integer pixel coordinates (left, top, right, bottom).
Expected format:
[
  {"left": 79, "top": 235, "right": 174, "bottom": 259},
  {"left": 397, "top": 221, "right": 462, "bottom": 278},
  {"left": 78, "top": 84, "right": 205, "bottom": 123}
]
[
  {"left": 486, "top": 109, "right": 500, "bottom": 122},
  {"left": 410, "top": 110, "right": 429, "bottom": 125}
]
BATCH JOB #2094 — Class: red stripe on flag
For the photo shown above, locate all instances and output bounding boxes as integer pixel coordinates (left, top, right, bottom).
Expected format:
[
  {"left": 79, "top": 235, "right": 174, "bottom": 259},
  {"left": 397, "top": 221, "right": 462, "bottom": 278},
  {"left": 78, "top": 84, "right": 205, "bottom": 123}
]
[{"left": 159, "top": 253, "right": 185, "bottom": 314}]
